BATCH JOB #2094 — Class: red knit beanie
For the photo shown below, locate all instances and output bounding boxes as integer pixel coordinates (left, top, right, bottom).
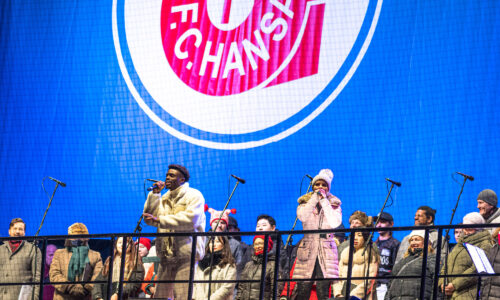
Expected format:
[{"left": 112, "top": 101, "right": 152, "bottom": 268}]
[{"left": 253, "top": 235, "right": 273, "bottom": 255}]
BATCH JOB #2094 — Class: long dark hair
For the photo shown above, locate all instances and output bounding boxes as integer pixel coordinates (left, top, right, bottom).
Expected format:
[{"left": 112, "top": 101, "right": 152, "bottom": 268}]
[
  {"left": 102, "top": 237, "right": 140, "bottom": 280},
  {"left": 206, "top": 236, "right": 235, "bottom": 267}
]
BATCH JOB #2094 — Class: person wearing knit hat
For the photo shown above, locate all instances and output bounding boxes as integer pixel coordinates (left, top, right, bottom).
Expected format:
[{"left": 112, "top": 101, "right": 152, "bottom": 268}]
[
  {"left": 395, "top": 206, "right": 448, "bottom": 266},
  {"left": 294, "top": 168, "right": 342, "bottom": 300},
  {"left": 136, "top": 237, "right": 151, "bottom": 258},
  {"left": 439, "top": 212, "right": 494, "bottom": 299},
  {"left": 205, "top": 205, "right": 247, "bottom": 275},
  {"left": 50, "top": 223, "right": 103, "bottom": 300},
  {"left": 142, "top": 164, "right": 206, "bottom": 299},
  {"left": 0, "top": 218, "right": 42, "bottom": 300},
  {"left": 477, "top": 189, "right": 500, "bottom": 233},
  {"left": 385, "top": 230, "right": 436, "bottom": 300}
]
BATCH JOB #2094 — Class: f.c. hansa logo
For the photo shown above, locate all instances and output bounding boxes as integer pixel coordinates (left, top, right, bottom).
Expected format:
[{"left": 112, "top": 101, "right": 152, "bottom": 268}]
[{"left": 113, "top": 0, "right": 382, "bottom": 149}]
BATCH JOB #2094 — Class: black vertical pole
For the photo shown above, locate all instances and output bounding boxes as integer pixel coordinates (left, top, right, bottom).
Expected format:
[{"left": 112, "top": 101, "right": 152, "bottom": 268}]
[
  {"left": 272, "top": 232, "right": 281, "bottom": 300},
  {"left": 419, "top": 229, "right": 430, "bottom": 299},
  {"left": 39, "top": 238, "right": 47, "bottom": 300},
  {"left": 344, "top": 230, "right": 356, "bottom": 298},
  {"left": 187, "top": 233, "right": 198, "bottom": 300},
  {"left": 432, "top": 229, "right": 443, "bottom": 300},
  {"left": 259, "top": 233, "right": 270, "bottom": 300},
  {"left": 106, "top": 236, "right": 116, "bottom": 300},
  {"left": 117, "top": 236, "right": 127, "bottom": 299}
]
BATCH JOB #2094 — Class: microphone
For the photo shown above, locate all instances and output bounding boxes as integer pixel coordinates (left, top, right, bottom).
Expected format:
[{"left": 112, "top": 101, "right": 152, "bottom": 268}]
[
  {"left": 49, "top": 177, "right": 66, "bottom": 187},
  {"left": 385, "top": 178, "right": 401, "bottom": 187},
  {"left": 306, "top": 174, "right": 313, "bottom": 181},
  {"left": 147, "top": 178, "right": 159, "bottom": 182},
  {"left": 456, "top": 172, "right": 474, "bottom": 181},
  {"left": 231, "top": 174, "right": 246, "bottom": 184}
]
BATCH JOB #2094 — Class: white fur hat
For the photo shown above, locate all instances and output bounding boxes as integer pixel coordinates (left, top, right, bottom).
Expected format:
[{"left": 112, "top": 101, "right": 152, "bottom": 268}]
[
  {"left": 312, "top": 169, "right": 334, "bottom": 191},
  {"left": 409, "top": 230, "right": 426, "bottom": 239}
]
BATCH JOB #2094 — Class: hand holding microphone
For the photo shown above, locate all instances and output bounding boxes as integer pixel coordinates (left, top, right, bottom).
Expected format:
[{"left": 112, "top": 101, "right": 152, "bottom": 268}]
[
  {"left": 147, "top": 180, "right": 165, "bottom": 193},
  {"left": 317, "top": 188, "right": 327, "bottom": 199}
]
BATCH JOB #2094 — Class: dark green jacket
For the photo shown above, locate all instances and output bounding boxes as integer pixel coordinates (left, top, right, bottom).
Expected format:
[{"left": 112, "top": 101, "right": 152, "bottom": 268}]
[
  {"left": 439, "top": 230, "right": 493, "bottom": 300},
  {"left": 236, "top": 254, "right": 276, "bottom": 300}
]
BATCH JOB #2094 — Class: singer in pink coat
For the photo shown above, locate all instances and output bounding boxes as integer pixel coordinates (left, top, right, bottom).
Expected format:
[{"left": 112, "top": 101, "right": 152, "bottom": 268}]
[{"left": 292, "top": 169, "right": 342, "bottom": 299}]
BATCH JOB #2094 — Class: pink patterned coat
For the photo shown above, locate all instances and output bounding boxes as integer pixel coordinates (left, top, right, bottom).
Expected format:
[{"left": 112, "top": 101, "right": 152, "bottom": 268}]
[{"left": 293, "top": 192, "right": 342, "bottom": 280}]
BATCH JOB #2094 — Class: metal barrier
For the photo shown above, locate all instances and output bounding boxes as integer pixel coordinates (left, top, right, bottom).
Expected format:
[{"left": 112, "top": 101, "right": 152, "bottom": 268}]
[{"left": 1, "top": 223, "right": 499, "bottom": 300}]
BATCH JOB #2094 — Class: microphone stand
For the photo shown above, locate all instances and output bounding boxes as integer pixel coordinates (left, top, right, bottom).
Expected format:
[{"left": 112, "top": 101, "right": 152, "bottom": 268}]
[
  {"left": 284, "top": 176, "right": 313, "bottom": 299},
  {"left": 362, "top": 180, "right": 399, "bottom": 299},
  {"left": 442, "top": 175, "right": 471, "bottom": 299},
  {"left": 207, "top": 178, "right": 243, "bottom": 300}
]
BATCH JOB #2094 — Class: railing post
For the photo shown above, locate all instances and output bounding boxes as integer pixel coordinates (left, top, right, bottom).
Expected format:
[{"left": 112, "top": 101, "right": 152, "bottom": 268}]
[
  {"left": 419, "top": 228, "right": 430, "bottom": 299},
  {"left": 117, "top": 235, "right": 127, "bottom": 300},
  {"left": 432, "top": 228, "right": 443, "bottom": 300},
  {"left": 272, "top": 232, "right": 281, "bottom": 300},
  {"left": 106, "top": 236, "right": 116, "bottom": 300},
  {"left": 259, "top": 233, "right": 270, "bottom": 300},
  {"left": 344, "top": 230, "right": 356, "bottom": 298},
  {"left": 187, "top": 233, "right": 198, "bottom": 300},
  {"left": 39, "top": 238, "right": 47, "bottom": 300}
]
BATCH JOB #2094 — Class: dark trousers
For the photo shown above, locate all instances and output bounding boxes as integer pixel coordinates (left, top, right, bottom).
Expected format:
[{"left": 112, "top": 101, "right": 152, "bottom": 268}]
[{"left": 295, "top": 259, "right": 331, "bottom": 300}]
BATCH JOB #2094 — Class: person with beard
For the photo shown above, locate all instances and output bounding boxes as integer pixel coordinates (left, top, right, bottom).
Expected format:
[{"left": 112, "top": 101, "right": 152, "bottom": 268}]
[
  {"left": 477, "top": 189, "right": 500, "bottom": 233},
  {"left": 384, "top": 230, "right": 437, "bottom": 300},
  {"left": 193, "top": 236, "right": 237, "bottom": 300},
  {"left": 395, "top": 206, "right": 448, "bottom": 265},
  {"left": 50, "top": 223, "right": 103, "bottom": 300},
  {"left": 334, "top": 220, "right": 380, "bottom": 299},
  {"left": 236, "top": 235, "right": 276, "bottom": 300},
  {"left": 92, "top": 237, "right": 145, "bottom": 300},
  {"left": 292, "top": 169, "right": 342, "bottom": 299},
  {"left": 439, "top": 212, "right": 494, "bottom": 299},
  {"left": 0, "top": 218, "right": 42, "bottom": 300},
  {"left": 142, "top": 164, "right": 206, "bottom": 299},
  {"left": 374, "top": 212, "right": 400, "bottom": 300}
]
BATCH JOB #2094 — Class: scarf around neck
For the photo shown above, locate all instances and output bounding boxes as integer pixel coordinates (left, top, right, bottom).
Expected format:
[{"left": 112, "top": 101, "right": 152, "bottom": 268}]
[{"left": 67, "top": 245, "right": 90, "bottom": 281}]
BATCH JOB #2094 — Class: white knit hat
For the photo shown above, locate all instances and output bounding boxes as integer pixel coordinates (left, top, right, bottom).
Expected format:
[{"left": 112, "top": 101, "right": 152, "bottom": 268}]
[
  {"left": 312, "top": 169, "right": 334, "bottom": 191},
  {"left": 463, "top": 212, "right": 485, "bottom": 225},
  {"left": 409, "top": 230, "right": 426, "bottom": 239}
]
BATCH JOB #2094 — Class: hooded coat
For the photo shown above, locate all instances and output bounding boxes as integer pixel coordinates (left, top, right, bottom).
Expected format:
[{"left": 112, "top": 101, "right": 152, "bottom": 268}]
[
  {"left": 438, "top": 230, "right": 494, "bottom": 300},
  {"left": 292, "top": 192, "right": 342, "bottom": 280}
]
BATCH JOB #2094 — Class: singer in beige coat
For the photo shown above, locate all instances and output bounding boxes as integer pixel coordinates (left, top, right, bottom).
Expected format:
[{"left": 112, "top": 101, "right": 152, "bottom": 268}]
[{"left": 293, "top": 169, "right": 342, "bottom": 299}]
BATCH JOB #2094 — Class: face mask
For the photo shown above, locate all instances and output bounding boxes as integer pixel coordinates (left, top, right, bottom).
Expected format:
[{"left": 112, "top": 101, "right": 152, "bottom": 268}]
[{"left": 70, "top": 240, "right": 84, "bottom": 247}]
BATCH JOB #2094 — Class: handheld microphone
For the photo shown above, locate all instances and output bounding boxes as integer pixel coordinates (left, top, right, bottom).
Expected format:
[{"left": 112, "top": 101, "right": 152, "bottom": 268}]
[
  {"left": 456, "top": 172, "right": 474, "bottom": 181},
  {"left": 231, "top": 174, "right": 246, "bottom": 184},
  {"left": 385, "top": 178, "right": 401, "bottom": 187},
  {"left": 49, "top": 177, "right": 67, "bottom": 187}
]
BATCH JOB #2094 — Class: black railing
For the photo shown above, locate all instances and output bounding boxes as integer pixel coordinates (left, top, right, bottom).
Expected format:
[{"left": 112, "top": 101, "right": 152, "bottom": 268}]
[{"left": 1, "top": 223, "right": 499, "bottom": 300}]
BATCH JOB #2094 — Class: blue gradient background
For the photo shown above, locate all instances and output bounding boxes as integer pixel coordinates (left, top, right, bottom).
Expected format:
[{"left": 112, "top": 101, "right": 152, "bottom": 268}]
[{"left": 0, "top": 1, "right": 499, "bottom": 243}]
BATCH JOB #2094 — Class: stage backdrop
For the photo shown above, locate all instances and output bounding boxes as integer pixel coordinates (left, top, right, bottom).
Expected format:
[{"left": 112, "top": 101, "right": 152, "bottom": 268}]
[{"left": 1, "top": 0, "right": 499, "bottom": 243}]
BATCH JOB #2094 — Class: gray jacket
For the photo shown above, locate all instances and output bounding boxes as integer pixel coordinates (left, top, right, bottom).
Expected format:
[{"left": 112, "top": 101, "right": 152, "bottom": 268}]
[{"left": 0, "top": 241, "right": 42, "bottom": 300}]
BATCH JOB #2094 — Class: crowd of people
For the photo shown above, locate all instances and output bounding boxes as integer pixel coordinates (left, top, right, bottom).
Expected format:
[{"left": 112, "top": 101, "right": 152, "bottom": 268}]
[{"left": 1, "top": 164, "right": 499, "bottom": 300}]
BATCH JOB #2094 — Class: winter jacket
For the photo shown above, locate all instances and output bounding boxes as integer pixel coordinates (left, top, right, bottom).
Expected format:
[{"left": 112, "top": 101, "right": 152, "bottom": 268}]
[
  {"left": 486, "top": 208, "right": 500, "bottom": 234},
  {"left": 334, "top": 244, "right": 379, "bottom": 300},
  {"left": 143, "top": 183, "right": 206, "bottom": 262},
  {"left": 50, "top": 247, "right": 103, "bottom": 300},
  {"left": 438, "top": 230, "right": 494, "bottom": 300},
  {"left": 375, "top": 236, "right": 400, "bottom": 285},
  {"left": 236, "top": 254, "right": 276, "bottom": 300},
  {"left": 395, "top": 226, "right": 448, "bottom": 265},
  {"left": 91, "top": 261, "right": 144, "bottom": 299},
  {"left": 293, "top": 192, "right": 342, "bottom": 280},
  {"left": 0, "top": 241, "right": 42, "bottom": 300},
  {"left": 480, "top": 244, "right": 500, "bottom": 299},
  {"left": 384, "top": 251, "right": 436, "bottom": 300},
  {"left": 192, "top": 262, "right": 237, "bottom": 300}
]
